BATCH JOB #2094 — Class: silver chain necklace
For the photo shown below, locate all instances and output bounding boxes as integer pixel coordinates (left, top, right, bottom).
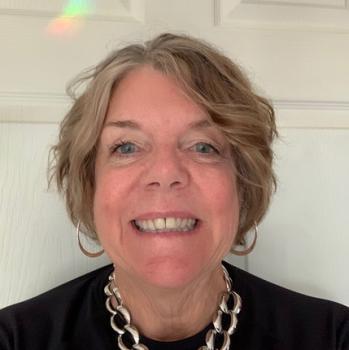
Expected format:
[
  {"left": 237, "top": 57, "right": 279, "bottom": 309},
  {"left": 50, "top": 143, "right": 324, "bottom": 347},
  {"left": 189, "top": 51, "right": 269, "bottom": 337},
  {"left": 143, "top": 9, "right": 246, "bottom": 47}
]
[{"left": 104, "top": 264, "right": 241, "bottom": 350}]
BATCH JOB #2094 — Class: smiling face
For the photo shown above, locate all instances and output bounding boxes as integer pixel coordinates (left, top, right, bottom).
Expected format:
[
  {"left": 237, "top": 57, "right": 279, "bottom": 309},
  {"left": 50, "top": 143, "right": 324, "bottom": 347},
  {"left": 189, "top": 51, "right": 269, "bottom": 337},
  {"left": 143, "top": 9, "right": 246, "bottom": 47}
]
[{"left": 93, "top": 65, "right": 240, "bottom": 288}]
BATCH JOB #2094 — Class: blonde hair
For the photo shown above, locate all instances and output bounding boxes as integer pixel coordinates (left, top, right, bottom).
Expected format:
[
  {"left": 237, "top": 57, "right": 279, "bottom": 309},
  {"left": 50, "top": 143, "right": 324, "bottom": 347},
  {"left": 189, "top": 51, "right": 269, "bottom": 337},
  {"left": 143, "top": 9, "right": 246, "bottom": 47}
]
[{"left": 49, "top": 32, "right": 278, "bottom": 252}]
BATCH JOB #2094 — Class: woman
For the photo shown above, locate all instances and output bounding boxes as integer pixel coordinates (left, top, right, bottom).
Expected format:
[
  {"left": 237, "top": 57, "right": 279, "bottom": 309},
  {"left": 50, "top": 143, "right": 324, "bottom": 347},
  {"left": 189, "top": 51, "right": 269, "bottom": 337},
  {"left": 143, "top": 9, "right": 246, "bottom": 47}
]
[{"left": 0, "top": 33, "right": 348, "bottom": 350}]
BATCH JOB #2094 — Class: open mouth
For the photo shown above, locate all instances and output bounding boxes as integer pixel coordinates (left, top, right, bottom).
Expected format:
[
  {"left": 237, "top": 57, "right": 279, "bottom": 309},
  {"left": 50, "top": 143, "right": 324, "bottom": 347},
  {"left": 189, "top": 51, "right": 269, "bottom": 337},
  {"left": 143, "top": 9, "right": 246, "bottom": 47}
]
[{"left": 131, "top": 218, "right": 200, "bottom": 233}]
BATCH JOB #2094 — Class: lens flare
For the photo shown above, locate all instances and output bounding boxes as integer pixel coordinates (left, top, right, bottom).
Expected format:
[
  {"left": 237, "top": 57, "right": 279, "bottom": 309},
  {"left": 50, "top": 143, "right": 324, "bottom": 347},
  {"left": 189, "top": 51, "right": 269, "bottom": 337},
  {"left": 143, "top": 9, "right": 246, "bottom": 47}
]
[
  {"left": 63, "top": 0, "right": 91, "bottom": 17},
  {"left": 47, "top": 0, "right": 93, "bottom": 36}
]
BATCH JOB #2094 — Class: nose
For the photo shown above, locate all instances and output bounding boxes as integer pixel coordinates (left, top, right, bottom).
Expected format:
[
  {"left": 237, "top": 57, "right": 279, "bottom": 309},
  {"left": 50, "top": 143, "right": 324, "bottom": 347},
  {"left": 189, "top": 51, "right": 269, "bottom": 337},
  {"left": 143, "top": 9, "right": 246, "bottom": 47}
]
[{"left": 142, "top": 147, "right": 190, "bottom": 191}]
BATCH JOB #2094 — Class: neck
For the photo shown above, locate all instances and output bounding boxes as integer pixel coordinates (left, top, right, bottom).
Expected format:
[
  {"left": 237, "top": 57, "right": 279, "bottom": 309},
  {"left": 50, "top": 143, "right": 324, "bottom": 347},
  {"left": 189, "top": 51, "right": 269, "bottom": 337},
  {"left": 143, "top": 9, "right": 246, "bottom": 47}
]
[{"left": 112, "top": 264, "right": 227, "bottom": 341}]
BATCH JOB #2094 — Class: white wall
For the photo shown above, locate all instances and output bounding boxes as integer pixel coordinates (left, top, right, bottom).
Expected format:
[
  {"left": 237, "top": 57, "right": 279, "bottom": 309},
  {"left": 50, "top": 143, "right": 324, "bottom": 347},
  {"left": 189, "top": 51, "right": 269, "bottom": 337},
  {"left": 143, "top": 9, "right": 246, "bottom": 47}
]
[{"left": 1, "top": 0, "right": 348, "bottom": 308}]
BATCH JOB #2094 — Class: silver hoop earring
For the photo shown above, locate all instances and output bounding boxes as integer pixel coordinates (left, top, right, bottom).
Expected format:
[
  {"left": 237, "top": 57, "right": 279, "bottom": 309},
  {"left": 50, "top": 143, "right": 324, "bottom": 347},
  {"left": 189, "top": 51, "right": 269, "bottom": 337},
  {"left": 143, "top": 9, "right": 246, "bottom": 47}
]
[
  {"left": 230, "top": 222, "right": 258, "bottom": 256},
  {"left": 77, "top": 221, "right": 104, "bottom": 258}
]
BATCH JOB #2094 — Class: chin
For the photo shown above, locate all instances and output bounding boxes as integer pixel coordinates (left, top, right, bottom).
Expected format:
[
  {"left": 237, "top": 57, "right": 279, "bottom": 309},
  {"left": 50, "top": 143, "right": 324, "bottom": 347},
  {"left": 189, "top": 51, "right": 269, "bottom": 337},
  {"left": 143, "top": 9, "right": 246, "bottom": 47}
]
[{"left": 138, "top": 256, "right": 205, "bottom": 289}]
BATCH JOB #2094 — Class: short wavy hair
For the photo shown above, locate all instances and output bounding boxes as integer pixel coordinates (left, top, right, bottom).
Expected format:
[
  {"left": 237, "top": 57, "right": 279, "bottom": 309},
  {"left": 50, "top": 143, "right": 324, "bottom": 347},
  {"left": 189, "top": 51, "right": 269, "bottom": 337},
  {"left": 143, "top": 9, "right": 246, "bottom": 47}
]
[{"left": 49, "top": 32, "right": 278, "bottom": 253}]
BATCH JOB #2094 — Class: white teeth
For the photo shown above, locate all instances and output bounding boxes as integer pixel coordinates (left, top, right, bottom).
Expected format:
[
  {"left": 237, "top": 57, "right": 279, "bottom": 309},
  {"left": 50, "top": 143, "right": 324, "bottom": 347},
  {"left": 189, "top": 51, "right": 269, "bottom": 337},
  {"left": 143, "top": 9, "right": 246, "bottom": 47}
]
[
  {"left": 154, "top": 218, "right": 166, "bottom": 230},
  {"left": 166, "top": 218, "right": 177, "bottom": 229},
  {"left": 147, "top": 220, "right": 156, "bottom": 230},
  {"left": 180, "top": 218, "right": 188, "bottom": 229},
  {"left": 134, "top": 217, "right": 197, "bottom": 233},
  {"left": 176, "top": 218, "right": 182, "bottom": 227}
]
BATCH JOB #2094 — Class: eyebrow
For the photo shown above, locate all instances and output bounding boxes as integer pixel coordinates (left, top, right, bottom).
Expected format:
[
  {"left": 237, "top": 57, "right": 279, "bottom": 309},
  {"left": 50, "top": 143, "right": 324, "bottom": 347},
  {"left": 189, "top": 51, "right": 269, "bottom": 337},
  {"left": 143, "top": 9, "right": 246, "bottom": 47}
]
[{"left": 104, "top": 118, "right": 213, "bottom": 131}]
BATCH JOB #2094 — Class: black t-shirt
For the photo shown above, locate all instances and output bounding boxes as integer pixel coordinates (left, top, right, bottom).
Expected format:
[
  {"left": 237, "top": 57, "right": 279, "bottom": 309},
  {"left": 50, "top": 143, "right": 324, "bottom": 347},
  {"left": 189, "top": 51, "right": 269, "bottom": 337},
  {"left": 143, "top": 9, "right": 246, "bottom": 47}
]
[{"left": 0, "top": 261, "right": 348, "bottom": 349}]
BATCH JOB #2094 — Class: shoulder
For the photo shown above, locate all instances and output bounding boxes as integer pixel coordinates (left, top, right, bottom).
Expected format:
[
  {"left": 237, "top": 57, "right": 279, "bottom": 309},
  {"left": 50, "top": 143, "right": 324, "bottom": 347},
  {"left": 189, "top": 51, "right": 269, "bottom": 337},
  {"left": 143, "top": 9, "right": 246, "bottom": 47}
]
[
  {"left": 223, "top": 260, "right": 349, "bottom": 349},
  {"left": 0, "top": 263, "right": 112, "bottom": 316},
  {"left": 0, "top": 264, "right": 113, "bottom": 350}
]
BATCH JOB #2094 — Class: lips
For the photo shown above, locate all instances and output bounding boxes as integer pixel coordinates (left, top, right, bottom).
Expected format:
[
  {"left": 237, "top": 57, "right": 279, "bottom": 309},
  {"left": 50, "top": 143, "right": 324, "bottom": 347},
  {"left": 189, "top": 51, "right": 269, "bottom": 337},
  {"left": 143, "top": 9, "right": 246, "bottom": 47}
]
[
  {"left": 129, "top": 211, "right": 201, "bottom": 235},
  {"left": 132, "top": 218, "right": 199, "bottom": 232},
  {"left": 132, "top": 211, "right": 199, "bottom": 221},
  {"left": 130, "top": 219, "right": 201, "bottom": 237}
]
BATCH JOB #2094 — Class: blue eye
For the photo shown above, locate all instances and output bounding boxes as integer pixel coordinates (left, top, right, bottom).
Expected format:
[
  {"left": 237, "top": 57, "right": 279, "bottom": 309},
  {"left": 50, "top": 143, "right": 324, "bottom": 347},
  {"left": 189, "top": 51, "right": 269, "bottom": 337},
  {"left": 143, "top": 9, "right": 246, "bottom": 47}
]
[
  {"left": 194, "top": 142, "right": 219, "bottom": 154},
  {"left": 110, "top": 141, "right": 219, "bottom": 157},
  {"left": 111, "top": 141, "right": 136, "bottom": 155}
]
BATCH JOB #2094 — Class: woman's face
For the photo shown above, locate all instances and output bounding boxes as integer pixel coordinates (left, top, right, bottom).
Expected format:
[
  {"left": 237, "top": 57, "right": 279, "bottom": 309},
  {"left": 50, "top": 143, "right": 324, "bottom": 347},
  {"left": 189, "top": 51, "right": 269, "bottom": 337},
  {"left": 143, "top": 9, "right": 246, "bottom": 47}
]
[{"left": 94, "top": 65, "right": 240, "bottom": 288}]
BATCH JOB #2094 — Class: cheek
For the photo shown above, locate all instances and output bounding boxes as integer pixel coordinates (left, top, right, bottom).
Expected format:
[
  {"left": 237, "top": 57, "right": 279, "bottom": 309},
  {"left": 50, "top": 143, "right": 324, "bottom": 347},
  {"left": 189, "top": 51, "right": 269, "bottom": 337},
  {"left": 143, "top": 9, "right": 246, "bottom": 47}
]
[
  {"left": 94, "top": 177, "right": 110, "bottom": 214},
  {"left": 93, "top": 172, "right": 123, "bottom": 224},
  {"left": 93, "top": 167, "right": 140, "bottom": 232},
  {"left": 207, "top": 169, "right": 240, "bottom": 234},
  {"left": 207, "top": 168, "right": 239, "bottom": 209},
  {"left": 93, "top": 174, "right": 131, "bottom": 252}
]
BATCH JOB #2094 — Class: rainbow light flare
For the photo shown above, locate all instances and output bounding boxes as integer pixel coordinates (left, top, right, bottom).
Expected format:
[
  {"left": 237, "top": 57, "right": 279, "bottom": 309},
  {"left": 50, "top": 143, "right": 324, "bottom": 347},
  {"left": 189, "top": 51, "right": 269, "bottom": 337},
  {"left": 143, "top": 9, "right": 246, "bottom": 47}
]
[{"left": 47, "top": 0, "right": 93, "bottom": 36}]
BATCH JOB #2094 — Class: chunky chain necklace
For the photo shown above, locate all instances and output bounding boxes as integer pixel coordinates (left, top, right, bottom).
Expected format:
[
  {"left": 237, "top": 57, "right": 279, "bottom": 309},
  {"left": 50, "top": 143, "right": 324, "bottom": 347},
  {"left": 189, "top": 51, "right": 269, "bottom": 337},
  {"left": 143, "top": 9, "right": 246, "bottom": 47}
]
[{"left": 104, "top": 264, "right": 241, "bottom": 350}]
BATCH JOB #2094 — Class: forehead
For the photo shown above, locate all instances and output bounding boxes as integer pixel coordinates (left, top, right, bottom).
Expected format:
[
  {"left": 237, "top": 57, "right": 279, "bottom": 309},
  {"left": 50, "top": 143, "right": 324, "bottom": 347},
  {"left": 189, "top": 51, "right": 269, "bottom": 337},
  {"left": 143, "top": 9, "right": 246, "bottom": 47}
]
[{"left": 104, "top": 65, "right": 212, "bottom": 131}]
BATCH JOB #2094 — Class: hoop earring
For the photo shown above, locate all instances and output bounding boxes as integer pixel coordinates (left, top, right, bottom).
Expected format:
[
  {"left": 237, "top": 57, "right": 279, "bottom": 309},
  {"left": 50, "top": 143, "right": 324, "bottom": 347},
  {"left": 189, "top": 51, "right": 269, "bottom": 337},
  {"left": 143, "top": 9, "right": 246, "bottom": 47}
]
[
  {"left": 230, "top": 223, "right": 258, "bottom": 256},
  {"left": 77, "top": 221, "right": 104, "bottom": 258}
]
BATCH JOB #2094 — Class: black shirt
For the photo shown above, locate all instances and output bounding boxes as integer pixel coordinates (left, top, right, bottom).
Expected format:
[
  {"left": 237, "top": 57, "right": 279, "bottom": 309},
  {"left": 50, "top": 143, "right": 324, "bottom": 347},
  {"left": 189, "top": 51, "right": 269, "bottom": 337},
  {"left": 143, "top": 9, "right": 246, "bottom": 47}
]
[{"left": 0, "top": 261, "right": 348, "bottom": 349}]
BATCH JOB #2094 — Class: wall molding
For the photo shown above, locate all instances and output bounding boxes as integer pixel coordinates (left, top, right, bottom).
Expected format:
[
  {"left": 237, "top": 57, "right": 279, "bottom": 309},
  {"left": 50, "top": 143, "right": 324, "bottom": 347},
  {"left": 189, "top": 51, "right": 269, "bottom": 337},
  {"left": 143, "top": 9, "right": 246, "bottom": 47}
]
[
  {"left": 274, "top": 99, "right": 349, "bottom": 111},
  {"left": 215, "top": 0, "right": 349, "bottom": 32},
  {"left": 0, "top": 92, "right": 348, "bottom": 128},
  {"left": 0, "top": 92, "right": 69, "bottom": 124},
  {"left": 242, "top": 0, "right": 346, "bottom": 10},
  {"left": 0, "top": 91, "right": 69, "bottom": 105},
  {"left": 273, "top": 100, "right": 349, "bottom": 128},
  {"left": 0, "top": 0, "right": 145, "bottom": 23}
]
